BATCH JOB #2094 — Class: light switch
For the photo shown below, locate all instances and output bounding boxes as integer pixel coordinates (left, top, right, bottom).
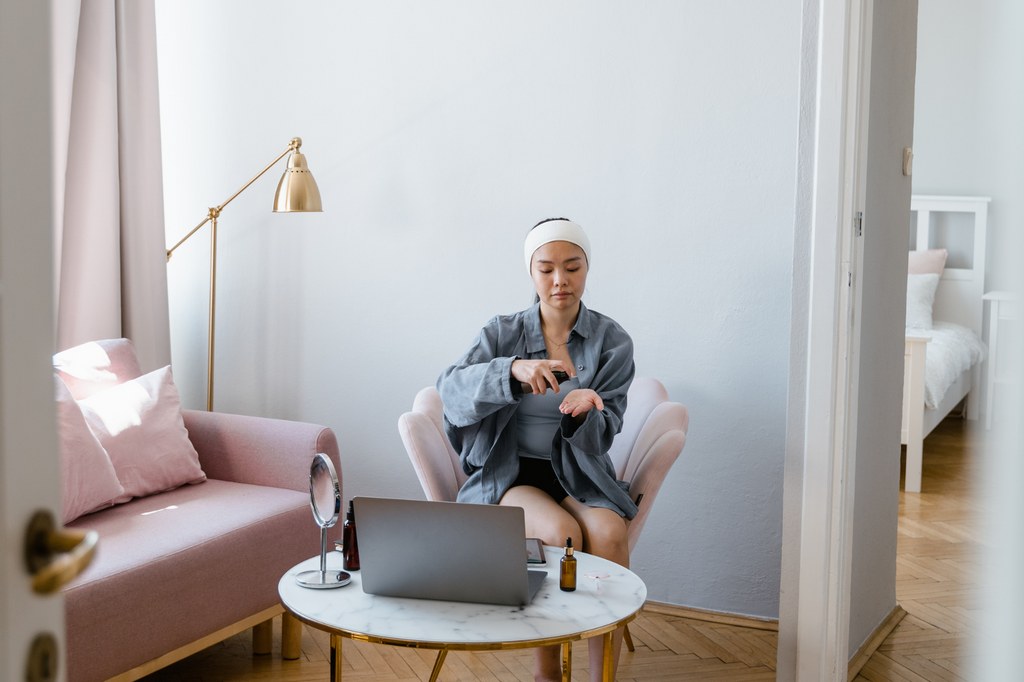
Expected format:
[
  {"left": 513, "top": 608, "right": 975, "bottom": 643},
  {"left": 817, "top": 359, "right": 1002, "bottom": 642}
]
[{"left": 903, "top": 147, "right": 913, "bottom": 176}]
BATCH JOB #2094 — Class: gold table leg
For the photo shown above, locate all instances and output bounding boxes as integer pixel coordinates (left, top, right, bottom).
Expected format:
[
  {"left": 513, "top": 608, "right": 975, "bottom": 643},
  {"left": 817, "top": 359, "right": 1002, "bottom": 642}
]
[
  {"left": 427, "top": 649, "right": 448, "bottom": 682},
  {"left": 561, "top": 640, "right": 572, "bottom": 682},
  {"left": 330, "top": 634, "right": 343, "bottom": 682},
  {"left": 623, "top": 624, "right": 635, "bottom": 652},
  {"left": 602, "top": 631, "right": 614, "bottom": 682}
]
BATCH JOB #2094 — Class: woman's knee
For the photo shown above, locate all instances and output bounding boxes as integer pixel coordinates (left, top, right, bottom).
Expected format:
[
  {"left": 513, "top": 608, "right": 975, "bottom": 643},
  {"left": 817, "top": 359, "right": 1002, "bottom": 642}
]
[
  {"left": 500, "top": 487, "right": 582, "bottom": 548},
  {"left": 534, "top": 514, "right": 582, "bottom": 549},
  {"left": 581, "top": 515, "right": 628, "bottom": 560}
]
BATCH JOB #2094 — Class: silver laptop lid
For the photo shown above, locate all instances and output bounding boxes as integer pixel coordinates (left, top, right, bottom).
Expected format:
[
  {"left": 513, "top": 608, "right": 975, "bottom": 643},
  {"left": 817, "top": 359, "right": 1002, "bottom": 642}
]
[{"left": 354, "top": 497, "right": 541, "bottom": 606}]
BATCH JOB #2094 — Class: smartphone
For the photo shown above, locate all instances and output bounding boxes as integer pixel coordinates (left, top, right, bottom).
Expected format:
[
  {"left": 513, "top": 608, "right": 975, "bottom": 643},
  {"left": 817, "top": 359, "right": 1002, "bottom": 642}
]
[
  {"left": 526, "top": 538, "right": 546, "bottom": 564},
  {"left": 551, "top": 370, "right": 570, "bottom": 384},
  {"left": 520, "top": 370, "right": 572, "bottom": 395}
]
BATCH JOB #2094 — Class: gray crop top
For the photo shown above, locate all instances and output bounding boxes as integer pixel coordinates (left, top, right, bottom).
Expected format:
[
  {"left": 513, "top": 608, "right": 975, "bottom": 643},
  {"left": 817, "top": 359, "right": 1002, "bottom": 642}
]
[{"left": 515, "top": 377, "right": 581, "bottom": 460}]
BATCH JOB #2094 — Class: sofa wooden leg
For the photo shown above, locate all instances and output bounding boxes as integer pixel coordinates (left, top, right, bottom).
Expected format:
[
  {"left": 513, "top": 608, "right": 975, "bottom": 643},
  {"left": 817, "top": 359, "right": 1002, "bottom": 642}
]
[
  {"left": 253, "top": 619, "right": 273, "bottom": 655},
  {"left": 282, "top": 611, "right": 302, "bottom": 660}
]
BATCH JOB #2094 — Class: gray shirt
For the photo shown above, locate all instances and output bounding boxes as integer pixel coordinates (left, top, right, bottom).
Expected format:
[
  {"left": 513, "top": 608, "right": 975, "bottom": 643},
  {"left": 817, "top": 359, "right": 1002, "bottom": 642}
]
[
  {"left": 437, "top": 302, "right": 638, "bottom": 519},
  {"left": 517, "top": 376, "right": 580, "bottom": 459}
]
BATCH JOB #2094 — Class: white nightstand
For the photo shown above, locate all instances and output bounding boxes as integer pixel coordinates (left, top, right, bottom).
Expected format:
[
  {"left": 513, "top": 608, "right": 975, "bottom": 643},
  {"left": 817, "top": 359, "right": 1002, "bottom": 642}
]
[{"left": 983, "top": 291, "right": 1019, "bottom": 429}]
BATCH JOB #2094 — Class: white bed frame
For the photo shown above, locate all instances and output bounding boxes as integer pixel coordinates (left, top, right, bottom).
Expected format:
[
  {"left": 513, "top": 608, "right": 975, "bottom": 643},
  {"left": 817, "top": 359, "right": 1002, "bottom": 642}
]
[{"left": 902, "top": 195, "right": 990, "bottom": 492}]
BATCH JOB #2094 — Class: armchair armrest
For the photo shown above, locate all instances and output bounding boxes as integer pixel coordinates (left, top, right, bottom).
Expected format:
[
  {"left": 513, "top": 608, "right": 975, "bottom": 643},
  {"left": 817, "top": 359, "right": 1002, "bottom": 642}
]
[
  {"left": 182, "top": 410, "right": 340, "bottom": 496},
  {"left": 399, "top": 411, "right": 461, "bottom": 503},
  {"left": 623, "top": 402, "right": 689, "bottom": 555}
]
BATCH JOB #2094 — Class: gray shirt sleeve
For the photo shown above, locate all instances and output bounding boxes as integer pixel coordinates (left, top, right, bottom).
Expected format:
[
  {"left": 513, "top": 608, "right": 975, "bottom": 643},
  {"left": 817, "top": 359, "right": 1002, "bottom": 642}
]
[
  {"left": 436, "top": 317, "right": 519, "bottom": 428},
  {"left": 560, "top": 324, "right": 634, "bottom": 456}
]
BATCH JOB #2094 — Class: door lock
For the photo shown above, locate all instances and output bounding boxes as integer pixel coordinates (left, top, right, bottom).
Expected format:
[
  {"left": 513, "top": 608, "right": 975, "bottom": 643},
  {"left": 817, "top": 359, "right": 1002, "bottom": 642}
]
[{"left": 26, "top": 633, "right": 58, "bottom": 682}]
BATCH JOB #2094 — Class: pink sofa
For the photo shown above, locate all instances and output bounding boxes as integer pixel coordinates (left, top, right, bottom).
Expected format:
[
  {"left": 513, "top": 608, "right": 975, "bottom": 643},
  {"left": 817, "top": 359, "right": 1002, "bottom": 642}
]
[{"left": 61, "top": 344, "right": 340, "bottom": 682}]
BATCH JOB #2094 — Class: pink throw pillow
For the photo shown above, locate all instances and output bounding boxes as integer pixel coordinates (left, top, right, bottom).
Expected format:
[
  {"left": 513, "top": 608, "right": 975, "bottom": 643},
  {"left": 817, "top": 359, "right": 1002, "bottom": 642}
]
[
  {"left": 908, "top": 248, "right": 947, "bottom": 275},
  {"left": 55, "top": 375, "right": 125, "bottom": 524},
  {"left": 78, "top": 365, "right": 206, "bottom": 502},
  {"left": 54, "top": 338, "right": 144, "bottom": 400}
]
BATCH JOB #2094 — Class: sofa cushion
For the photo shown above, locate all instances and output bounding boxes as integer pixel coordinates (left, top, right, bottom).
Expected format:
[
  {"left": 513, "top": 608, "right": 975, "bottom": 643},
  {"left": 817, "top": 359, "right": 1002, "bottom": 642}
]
[
  {"left": 55, "top": 375, "right": 124, "bottom": 524},
  {"left": 78, "top": 366, "right": 205, "bottom": 502},
  {"left": 65, "top": 479, "right": 320, "bottom": 682},
  {"left": 54, "top": 338, "right": 143, "bottom": 399}
]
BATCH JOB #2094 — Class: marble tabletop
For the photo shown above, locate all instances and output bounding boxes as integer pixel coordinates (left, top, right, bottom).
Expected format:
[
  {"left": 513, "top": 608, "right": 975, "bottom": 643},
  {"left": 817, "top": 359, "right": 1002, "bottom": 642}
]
[{"left": 278, "top": 546, "right": 646, "bottom": 647}]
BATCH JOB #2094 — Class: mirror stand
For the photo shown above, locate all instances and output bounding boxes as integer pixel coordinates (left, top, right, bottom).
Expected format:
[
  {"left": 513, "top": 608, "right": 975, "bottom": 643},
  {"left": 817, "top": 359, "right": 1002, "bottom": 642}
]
[
  {"left": 296, "top": 453, "right": 350, "bottom": 589},
  {"left": 296, "top": 526, "right": 350, "bottom": 588}
]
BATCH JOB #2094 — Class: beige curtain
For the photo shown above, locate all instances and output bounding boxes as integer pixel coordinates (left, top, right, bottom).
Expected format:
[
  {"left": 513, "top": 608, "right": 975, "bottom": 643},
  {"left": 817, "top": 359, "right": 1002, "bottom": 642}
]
[{"left": 52, "top": 0, "right": 170, "bottom": 373}]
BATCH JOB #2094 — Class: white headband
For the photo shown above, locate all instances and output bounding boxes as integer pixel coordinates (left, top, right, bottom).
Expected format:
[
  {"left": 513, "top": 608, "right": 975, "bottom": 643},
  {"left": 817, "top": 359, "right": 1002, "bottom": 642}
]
[{"left": 524, "top": 220, "right": 592, "bottom": 274}]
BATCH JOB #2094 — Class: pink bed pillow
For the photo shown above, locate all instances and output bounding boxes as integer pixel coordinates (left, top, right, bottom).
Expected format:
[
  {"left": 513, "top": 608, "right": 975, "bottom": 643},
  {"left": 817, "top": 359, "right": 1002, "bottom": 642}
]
[
  {"left": 908, "top": 248, "right": 947, "bottom": 275},
  {"left": 78, "top": 365, "right": 206, "bottom": 502},
  {"left": 55, "top": 375, "right": 125, "bottom": 524},
  {"left": 53, "top": 338, "right": 144, "bottom": 400}
]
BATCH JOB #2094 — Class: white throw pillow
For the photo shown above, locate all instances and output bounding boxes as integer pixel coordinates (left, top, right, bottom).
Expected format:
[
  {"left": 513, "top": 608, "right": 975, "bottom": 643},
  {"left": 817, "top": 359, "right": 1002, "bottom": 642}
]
[
  {"left": 55, "top": 375, "right": 125, "bottom": 523},
  {"left": 906, "top": 273, "right": 940, "bottom": 330},
  {"left": 78, "top": 365, "right": 206, "bottom": 502}
]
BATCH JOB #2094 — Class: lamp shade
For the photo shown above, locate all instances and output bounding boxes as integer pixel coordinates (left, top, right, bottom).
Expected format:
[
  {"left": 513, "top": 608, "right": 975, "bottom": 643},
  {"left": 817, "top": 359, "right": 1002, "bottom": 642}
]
[{"left": 273, "top": 151, "right": 323, "bottom": 212}]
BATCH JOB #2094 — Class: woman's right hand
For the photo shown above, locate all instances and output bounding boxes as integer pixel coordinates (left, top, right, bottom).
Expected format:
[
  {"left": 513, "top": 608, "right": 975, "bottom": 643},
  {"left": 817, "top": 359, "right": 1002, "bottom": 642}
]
[{"left": 511, "top": 359, "right": 576, "bottom": 395}]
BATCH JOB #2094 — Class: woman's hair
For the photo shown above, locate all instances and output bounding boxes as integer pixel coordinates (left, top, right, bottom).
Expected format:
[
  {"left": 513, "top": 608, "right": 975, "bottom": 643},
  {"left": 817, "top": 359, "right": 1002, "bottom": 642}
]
[
  {"left": 529, "top": 218, "right": 574, "bottom": 303},
  {"left": 532, "top": 217, "right": 571, "bottom": 230}
]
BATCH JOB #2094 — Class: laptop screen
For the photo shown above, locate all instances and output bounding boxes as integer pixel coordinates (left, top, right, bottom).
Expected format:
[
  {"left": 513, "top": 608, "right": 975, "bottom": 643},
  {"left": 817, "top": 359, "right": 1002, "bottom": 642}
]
[{"left": 354, "top": 497, "right": 543, "bottom": 606}]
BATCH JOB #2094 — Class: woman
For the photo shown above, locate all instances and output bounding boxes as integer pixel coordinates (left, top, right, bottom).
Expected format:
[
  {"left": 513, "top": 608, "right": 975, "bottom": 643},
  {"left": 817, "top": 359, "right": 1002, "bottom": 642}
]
[{"left": 437, "top": 218, "right": 636, "bottom": 682}]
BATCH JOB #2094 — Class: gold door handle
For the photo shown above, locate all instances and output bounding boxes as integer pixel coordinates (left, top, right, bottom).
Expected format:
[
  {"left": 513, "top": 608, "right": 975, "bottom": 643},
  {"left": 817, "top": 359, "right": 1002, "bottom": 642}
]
[{"left": 24, "top": 510, "right": 98, "bottom": 594}]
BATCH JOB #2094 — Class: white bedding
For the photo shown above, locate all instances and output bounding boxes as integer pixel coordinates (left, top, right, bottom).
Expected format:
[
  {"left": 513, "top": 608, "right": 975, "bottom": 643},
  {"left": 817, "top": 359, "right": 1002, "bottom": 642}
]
[{"left": 909, "top": 322, "right": 987, "bottom": 410}]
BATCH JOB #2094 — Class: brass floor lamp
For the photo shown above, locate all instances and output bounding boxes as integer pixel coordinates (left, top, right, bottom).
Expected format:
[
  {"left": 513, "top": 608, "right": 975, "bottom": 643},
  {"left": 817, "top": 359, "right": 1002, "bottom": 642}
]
[{"left": 166, "top": 137, "right": 322, "bottom": 411}]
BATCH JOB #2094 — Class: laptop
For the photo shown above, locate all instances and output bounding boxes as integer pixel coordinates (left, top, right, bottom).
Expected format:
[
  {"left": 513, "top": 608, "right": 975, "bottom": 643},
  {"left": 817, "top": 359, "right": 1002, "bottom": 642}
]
[{"left": 353, "top": 497, "right": 547, "bottom": 606}]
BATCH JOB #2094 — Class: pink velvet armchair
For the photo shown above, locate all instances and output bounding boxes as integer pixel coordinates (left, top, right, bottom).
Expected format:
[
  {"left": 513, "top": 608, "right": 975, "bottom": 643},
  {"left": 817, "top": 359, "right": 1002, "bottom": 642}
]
[{"left": 397, "top": 377, "right": 689, "bottom": 648}]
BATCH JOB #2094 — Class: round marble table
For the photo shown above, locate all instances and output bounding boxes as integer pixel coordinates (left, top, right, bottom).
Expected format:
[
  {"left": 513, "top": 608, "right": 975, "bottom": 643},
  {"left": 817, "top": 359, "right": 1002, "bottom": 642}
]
[{"left": 279, "top": 546, "right": 646, "bottom": 682}]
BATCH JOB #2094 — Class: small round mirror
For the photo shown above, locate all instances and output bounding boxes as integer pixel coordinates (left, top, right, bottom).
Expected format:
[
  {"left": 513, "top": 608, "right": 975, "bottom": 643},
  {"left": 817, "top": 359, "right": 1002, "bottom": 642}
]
[
  {"left": 296, "top": 453, "right": 350, "bottom": 589},
  {"left": 310, "top": 453, "right": 341, "bottom": 528}
]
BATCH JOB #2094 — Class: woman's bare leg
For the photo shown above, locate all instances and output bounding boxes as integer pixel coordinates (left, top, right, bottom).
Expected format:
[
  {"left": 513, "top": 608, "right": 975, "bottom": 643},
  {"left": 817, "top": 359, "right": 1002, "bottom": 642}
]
[
  {"left": 560, "top": 497, "right": 629, "bottom": 682},
  {"left": 501, "top": 486, "right": 582, "bottom": 682}
]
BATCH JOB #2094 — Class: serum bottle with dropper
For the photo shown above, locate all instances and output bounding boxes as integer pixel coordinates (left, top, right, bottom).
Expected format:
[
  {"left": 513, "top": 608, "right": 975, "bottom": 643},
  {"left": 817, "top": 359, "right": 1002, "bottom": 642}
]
[
  {"left": 342, "top": 500, "right": 360, "bottom": 571},
  {"left": 560, "top": 537, "right": 577, "bottom": 592}
]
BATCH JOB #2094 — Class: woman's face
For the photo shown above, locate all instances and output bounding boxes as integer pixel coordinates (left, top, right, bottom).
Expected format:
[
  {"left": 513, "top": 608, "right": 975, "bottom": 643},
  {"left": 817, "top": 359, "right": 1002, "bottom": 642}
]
[{"left": 530, "top": 241, "right": 588, "bottom": 311}]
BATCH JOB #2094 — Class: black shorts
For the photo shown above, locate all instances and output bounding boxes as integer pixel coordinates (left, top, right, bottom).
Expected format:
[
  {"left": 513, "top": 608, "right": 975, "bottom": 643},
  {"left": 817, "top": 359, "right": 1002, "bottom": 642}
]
[{"left": 513, "top": 457, "right": 568, "bottom": 503}]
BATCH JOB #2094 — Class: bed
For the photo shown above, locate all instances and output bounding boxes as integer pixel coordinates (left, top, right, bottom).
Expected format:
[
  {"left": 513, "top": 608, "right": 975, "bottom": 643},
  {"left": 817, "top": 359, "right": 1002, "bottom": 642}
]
[{"left": 901, "top": 195, "right": 990, "bottom": 492}]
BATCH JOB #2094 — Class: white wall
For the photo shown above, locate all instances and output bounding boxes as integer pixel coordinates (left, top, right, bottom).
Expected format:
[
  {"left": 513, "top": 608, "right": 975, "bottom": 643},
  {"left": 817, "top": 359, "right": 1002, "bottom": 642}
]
[
  {"left": 913, "top": 0, "right": 1024, "bottom": 292},
  {"left": 155, "top": 0, "right": 800, "bottom": 617}
]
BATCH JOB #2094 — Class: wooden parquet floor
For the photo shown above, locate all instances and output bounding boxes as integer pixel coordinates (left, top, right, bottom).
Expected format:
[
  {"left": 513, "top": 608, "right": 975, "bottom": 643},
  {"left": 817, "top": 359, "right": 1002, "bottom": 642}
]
[
  {"left": 853, "top": 417, "right": 983, "bottom": 682},
  {"left": 142, "top": 612, "right": 779, "bottom": 682},
  {"left": 143, "top": 418, "right": 980, "bottom": 682}
]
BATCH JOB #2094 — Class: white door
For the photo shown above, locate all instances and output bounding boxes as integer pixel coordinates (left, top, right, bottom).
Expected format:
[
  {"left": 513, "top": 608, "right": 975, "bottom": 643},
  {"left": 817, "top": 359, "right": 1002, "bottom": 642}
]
[{"left": 1, "top": 3, "right": 80, "bottom": 682}]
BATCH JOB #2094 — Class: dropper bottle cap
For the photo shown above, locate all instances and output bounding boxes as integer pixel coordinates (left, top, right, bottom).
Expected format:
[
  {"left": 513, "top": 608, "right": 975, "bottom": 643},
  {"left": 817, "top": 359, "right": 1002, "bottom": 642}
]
[
  {"left": 347, "top": 500, "right": 355, "bottom": 522},
  {"left": 565, "top": 537, "right": 574, "bottom": 556}
]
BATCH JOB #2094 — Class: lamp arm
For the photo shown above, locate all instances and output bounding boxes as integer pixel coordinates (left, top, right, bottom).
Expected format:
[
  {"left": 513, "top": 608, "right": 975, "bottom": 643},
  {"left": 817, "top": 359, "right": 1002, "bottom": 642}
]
[
  {"left": 166, "top": 137, "right": 302, "bottom": 261},
  {"left": 166, "top": 214, "right": 212, "bottom": 261},
  {"left": 211, "top": 140, "right": 297, "bottom": 217}
]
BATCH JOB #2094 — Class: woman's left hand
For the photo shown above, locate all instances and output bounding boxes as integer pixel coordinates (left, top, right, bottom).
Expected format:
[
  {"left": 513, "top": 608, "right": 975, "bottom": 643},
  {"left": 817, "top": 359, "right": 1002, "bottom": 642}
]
[{"left": 559, "top": 389, "right": 604, "bottom": 418}]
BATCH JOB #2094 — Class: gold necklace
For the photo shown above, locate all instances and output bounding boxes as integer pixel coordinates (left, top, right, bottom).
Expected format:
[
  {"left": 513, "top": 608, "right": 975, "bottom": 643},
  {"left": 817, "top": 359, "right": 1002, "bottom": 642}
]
[{"left": 544, "top": 332, "right": 570, "bottom": 349}]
